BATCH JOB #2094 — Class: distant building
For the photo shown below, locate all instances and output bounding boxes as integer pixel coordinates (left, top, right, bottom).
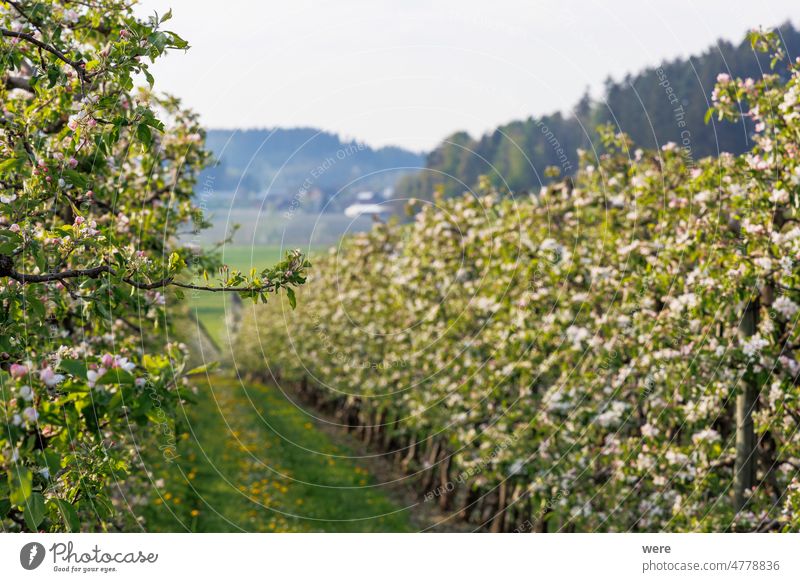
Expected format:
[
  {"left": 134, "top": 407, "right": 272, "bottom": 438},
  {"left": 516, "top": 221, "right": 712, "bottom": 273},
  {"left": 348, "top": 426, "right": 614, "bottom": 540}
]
[{"left": 344, "top": 203, "right": 387, "bottom": 218}]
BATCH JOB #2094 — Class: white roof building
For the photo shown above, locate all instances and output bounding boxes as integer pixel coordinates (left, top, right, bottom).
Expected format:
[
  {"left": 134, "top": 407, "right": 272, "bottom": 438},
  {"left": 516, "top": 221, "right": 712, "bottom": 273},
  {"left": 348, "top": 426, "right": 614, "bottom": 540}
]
[{"left": 344, "top": 203, "right": 387, "bottom": 218}]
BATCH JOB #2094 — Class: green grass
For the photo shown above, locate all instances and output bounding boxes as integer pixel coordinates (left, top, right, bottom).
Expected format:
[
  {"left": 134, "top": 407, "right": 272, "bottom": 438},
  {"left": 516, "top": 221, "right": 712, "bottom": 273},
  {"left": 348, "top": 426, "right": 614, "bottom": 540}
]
[
  {"left": 143, "top": 375, "right": 412, "bottom": 532},
  {"left": 148, "top": 246, "right": 402, "bottom": 531},
  {"left": 187, "top": 245, "right": 320, "bottom": 346}
]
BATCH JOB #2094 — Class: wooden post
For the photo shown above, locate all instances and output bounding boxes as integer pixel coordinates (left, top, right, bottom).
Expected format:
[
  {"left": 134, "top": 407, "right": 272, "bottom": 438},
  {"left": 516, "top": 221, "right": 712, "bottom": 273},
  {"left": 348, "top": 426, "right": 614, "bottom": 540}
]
[
  {"left": 735, "top": 297, "right": 759, "bottom": 510},
  {"left": 489, "top": 482, "right": 507, "bottom": 532}
]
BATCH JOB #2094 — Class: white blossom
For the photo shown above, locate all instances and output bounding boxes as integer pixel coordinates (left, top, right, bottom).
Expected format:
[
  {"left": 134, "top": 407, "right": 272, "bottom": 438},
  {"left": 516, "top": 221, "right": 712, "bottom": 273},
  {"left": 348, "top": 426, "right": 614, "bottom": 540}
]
[{"left": 774, "top": 296, "right": 799, "bottom": 319}]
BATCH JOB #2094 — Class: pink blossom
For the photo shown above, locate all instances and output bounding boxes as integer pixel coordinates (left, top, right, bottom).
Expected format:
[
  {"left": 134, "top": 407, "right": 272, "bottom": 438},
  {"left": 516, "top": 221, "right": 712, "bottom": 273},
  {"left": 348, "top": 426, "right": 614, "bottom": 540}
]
[
  {"left": 10, "top": 363, "right": 28, "bottom": 378},
  {"left": 87, "top": 367, "right": 107, "bottom": 387},
  {"left": 68, "top": 157, "right": 78, "bottom": 169},
  {"left": 114, "top": 356, "right": 135, "bottom": 373},
  {"left": 39, "top": 367, "right": 65, "bottom": 387},
  {"left": 101, "top": 353, "right": 115, "bottom": 368},
  {"left": 9, "top": 224, "right": 20, "bottom": 233}
]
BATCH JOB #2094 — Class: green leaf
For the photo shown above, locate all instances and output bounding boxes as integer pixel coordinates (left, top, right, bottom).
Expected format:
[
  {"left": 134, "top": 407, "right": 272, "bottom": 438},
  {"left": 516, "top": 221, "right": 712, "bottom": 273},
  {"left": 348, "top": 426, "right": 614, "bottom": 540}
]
[
  {"left": 23, "top": 492, "right": 46, "bottom": 530},
  {"left": 136, "top": 124, "right": 152, "bottom": 146},
  {"left": 46, "top": 64, "right": 61, "bottom": 87},
  {"left": 143, "top": 354, "right": 167, "bottom": 374},
  {"left": 63, "top": 169, "right": 88, "bottom": 189},
  {"left": 52, "top": 499, "right": 79, "bottom": 532},
  {"left": 41, "top": 451, "right": 62, "bottom": 474},
  {"left": 26, "top": 295, "right": 46, "bottom": 319},
  {"left": 0, "top": 229, "right": 22, "bottom": 243},
  {"left": 166, "top": 31, "right": 189, "bottom": 50},
  {"left": 96, "top": 369, "right": 136, "bottom": 386},
  {"left": 286, "top": 287, "right": 297, "bottom": 310},
  {"left": 0, "top": 497, "right": 11, "bottom": 518},
  {"left": 0, "top": 228, "right": 23, "bottom": 255},
  {"left": 0, "top": 157, "right": 23, "bottom": 176},
  {"left": 60, "top": 359, "right": 88, "bottom": 380},
  {"left": 185, "top": 361, "right": 220, "bottom": 376},
  {"left": 8, "top": 466, "right": 32, "bottom": 505}
]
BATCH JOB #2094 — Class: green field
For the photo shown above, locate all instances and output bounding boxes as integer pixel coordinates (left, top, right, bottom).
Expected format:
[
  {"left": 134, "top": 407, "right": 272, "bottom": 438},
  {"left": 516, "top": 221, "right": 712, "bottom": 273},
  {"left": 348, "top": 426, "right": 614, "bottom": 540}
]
[
  {"left": 143, "top": 375, "right": 412, "bottom": 532},
  {"left": 187, "top": 245, "right": 322, "bottom": 345}
]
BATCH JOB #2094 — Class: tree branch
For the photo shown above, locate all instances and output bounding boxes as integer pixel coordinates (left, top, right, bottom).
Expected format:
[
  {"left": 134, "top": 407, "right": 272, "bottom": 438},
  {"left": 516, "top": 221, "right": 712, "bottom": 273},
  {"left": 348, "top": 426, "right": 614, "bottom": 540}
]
[
  {"left": 0, "top": 29, "right": 88, "bottom": 83},
  {"left": 171, "top": 281, "right": 275, "bottom": 293},
  {"left": 3, "top": 74, "right": 32, "bottom": 92},
  {"left": 0, "top": 255, "right": 278, "bottom": 294},
  {"left": 2, "top": 260, "right": 110, "bottom": 283}
]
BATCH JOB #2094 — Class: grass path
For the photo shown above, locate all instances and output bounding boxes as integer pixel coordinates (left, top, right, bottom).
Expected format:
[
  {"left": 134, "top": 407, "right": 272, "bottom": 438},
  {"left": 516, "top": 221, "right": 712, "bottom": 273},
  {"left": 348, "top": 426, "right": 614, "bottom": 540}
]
[{"left": 143, "top": 375, "right": 412, "bottom": 532}]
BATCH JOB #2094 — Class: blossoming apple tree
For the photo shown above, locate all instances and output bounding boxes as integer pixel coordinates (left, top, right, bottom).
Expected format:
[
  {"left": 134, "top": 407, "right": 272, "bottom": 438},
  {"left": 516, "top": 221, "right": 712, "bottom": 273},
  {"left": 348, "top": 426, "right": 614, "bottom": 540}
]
[
  {"left": 237, "top": 30, "right": 800, "bottom": 531},
  {"left": 0, "top": 0, "right": 307, "bottom": 531}
]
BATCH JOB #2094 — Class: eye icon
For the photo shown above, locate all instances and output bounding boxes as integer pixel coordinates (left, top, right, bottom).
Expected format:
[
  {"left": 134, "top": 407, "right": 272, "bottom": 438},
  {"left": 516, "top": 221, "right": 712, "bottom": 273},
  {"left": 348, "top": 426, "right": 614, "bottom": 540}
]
[{"left": 20, "top": 542, "right": 46, "bottom": 570}]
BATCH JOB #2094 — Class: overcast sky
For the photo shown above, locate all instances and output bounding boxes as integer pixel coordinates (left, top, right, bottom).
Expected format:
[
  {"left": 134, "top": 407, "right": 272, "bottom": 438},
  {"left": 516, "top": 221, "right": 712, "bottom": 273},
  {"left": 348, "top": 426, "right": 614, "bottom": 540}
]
[{"left": 136, "top": 0, "right": 798, "bottom": 151}]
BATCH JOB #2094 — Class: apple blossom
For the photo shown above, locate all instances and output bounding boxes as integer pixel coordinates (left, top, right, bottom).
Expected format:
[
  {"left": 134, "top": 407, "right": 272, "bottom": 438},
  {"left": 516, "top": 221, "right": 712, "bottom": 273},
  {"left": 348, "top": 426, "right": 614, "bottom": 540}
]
[{"left": 9, "top": 363, "right": 28, "bottom": 378}]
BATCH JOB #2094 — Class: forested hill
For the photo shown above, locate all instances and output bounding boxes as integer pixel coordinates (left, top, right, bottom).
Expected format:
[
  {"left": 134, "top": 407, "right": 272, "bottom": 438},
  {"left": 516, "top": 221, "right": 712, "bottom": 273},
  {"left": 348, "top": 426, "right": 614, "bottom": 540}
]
[
  {"left": 200, "top": 127, "right": 423, "bottom": 207},
  {"left": 397, "top": 22, "right": 800, "bottom": 200}
]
